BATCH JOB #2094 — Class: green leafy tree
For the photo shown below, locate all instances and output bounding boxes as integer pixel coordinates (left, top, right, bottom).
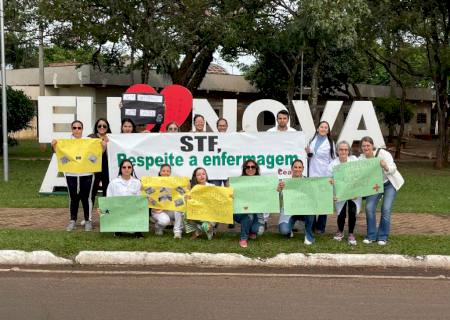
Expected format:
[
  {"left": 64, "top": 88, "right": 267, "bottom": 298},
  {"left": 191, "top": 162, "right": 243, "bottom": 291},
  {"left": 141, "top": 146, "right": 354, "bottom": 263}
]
[
  {"left": 0, "top": 87, "right": 35, "bottom": 145},
  {"left": 373, "top": 97, "right": 414, "bottom": 143}
]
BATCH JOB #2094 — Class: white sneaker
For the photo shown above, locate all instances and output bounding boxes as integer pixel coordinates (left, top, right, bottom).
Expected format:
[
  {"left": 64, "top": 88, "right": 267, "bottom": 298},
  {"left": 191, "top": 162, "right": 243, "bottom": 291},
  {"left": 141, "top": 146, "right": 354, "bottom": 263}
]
[
  {"left": 173, "top": 233, "right": 182, "bottom": 239},
  {"left": 363, "top": 239, "right": 374, "bottom": 244},
  {"left": 66, "top": 220, "right": 76, "bottom": 231},
  {"left": 304, "top": 238, "right": 313, "bottom": 246},
  {"left": 377, "top": 240, "right": 387, "bottom": 246},
  {"left": 80, "top": 220, "right": 86, "bottom": 226}
]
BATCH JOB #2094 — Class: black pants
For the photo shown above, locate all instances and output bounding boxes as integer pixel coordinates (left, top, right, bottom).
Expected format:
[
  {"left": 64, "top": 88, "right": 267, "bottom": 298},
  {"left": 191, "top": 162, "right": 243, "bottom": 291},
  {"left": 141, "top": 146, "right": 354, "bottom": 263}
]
[
  {"left": 91, "top": 171, "right": 109, "bottom": 206},
  {"left": 337, "top": 201, "right": 356, "bottom": 233},
  {"left": 66, "top": 175, "right": 94, "bottom": 221}
]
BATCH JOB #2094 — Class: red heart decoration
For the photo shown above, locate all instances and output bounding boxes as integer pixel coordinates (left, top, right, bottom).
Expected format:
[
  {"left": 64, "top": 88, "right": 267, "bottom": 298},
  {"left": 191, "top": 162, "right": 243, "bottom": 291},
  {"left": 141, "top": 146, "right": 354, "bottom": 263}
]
[{"left": 125, "top": 84, "right": 193, "bottom": 132}]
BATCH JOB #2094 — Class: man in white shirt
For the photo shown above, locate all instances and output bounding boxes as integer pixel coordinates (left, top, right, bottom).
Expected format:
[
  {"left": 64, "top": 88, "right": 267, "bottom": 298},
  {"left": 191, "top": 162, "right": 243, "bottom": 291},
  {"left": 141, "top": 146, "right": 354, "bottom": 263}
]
[{"left": 267, "top": 110, "right": 297, "bottom": 132}]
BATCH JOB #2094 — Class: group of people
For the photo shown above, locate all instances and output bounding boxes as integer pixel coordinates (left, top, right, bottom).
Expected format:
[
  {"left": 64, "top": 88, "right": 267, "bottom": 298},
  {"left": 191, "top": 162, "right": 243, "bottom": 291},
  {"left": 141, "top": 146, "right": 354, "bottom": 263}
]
[{"left": 53, "top": 110, "right": 404, "bottom": 248}]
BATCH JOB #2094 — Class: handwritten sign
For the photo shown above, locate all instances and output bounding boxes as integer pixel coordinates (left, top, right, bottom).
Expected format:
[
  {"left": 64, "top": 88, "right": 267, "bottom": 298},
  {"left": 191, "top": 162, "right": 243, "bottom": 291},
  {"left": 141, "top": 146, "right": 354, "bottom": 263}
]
[
  {"left": 332, "top": 158, "right": 384, "bottom": 201},
  {"left": 186, "top": 185, "right": 233, "bottom": 224}
]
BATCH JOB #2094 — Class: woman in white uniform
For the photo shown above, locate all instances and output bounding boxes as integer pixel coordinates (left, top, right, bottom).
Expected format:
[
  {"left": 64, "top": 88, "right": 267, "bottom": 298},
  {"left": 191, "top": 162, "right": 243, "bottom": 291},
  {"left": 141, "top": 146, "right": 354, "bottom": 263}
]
[
  {"left": 105, "top": 158, "right": 143, "bottom": 237},
  {"left": 306, "top": 121, "right": 336, "bottom": 233}
]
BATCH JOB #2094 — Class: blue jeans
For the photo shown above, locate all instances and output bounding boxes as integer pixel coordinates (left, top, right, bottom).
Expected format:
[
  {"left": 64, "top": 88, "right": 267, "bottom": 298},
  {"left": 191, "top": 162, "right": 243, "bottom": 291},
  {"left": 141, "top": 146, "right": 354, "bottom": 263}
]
[
  {"left": 279, "top": 215, "right": 315, "bottom": 243},
  {"left": 234, "top": 214, "right": 260, "bottom": 240},
  {"left": 365, "top": 181, "right": 397, "bottom": 241}
]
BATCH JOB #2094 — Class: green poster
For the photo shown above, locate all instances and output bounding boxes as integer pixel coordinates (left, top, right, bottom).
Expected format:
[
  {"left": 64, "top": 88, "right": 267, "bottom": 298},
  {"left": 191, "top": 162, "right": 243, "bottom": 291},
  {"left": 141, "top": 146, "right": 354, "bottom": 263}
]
[
  {"left": 229, "top": 176, "right": 280, "bottom": 214},
  {"left": 283, "top": 177, "right": 334, "bottom": 215},
  {"left": 332, "top": 158, "right": 384, "bottom": 201},
  {"left": 99, "top": 196, "right": 149, "bottom": 232}
]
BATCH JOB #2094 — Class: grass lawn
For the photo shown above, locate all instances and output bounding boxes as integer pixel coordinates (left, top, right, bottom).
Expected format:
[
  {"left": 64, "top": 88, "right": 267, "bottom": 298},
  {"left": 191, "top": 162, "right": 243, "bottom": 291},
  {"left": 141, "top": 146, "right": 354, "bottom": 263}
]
[
  {"left": 0, "top": 140, "right": 449, "bottom": 213},
  {"left": 0, "top": 229, "right": 449, "bottom": 259},
  {"left": 8, "top": 140, "right": 52, "bottom": 159}
]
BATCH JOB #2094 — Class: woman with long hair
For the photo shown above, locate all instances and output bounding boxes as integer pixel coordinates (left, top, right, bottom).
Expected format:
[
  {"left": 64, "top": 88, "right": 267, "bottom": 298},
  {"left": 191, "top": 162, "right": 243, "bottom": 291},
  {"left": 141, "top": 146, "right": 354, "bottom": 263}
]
[
  {"left": 150, "top": 164, "right": 184, "bottom": 239},
  {"left": 277, "top": 159, "right": 315, "bottom": 245},
  {"left": 185, "top": 167, "right": 215, "bottom": 240},
  {"left": 89, "top": 118, "right": 112, "bottom": 210},
  {"left": 306, "top": 121, "right": 336, "bottom": 233},
  {"left": 233, "top": 159, "right": 264, "bottom": 248}
]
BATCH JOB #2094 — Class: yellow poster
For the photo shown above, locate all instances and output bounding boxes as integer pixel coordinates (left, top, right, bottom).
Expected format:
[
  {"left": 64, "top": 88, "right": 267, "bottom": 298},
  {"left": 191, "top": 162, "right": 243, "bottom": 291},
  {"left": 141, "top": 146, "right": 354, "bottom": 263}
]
[
  {"left": 186, "top": 185, "right": 234, "bottom": 224},
  {"left": 141, "top": 176, "right": 190, "bottom": 211},
  {"left": 55, "top": 139, "right": 102, "bottom": 173}
]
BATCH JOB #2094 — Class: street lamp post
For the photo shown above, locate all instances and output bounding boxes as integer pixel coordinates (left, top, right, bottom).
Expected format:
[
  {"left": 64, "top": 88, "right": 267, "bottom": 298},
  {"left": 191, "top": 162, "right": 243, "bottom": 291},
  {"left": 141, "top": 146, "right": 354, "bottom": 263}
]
[{"left": 0, "top": 0, "right": 8, "bottom": 181}]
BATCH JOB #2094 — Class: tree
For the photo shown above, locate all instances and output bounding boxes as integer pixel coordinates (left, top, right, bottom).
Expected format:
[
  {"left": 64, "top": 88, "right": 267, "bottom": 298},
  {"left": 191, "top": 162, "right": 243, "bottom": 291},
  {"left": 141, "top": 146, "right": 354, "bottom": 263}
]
[
  {"left": 0, "top": 87, "right": 35, "bottom": 145},
  {"left": 373, "top": 97, "right": 414, "bottom": 143}
]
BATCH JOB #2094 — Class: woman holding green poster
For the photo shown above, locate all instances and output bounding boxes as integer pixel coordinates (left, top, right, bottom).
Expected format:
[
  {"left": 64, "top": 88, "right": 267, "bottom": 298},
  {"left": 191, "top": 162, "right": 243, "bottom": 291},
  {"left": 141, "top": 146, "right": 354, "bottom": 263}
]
[
  {"left": 359, "top": 136, "right": 404, "bottom": 246},
  {"left": 277, "top": 159, "right": 315, "bottom": 245},
  {"left": 233, "top": 159, "right": 264, "bottom": 248},
  {"left": 328, "top": 141, "right": 361, "bottom": 245},
  {"left": 103, "top": 159, "right": 143, "bottom": 238}
]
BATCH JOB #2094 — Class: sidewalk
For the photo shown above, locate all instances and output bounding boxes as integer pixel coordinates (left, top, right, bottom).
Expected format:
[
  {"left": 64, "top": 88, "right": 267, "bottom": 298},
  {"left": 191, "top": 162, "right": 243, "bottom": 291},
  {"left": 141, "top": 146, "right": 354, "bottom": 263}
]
[{"left": 1, "top": 208, "right": 449, "bottom": 235}]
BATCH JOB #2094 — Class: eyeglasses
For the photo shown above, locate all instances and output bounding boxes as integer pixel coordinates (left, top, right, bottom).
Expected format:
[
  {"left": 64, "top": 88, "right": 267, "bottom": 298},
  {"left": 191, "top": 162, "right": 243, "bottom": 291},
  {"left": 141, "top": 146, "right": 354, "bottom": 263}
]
[
  {"left": 72, "top": 126, "right": 82, "bottom": 130},
  {"left": 97, "top": 124, "right": 108, "bottom": 129},
  {"left": 245, "top": 165, "right": 256, "bottom": 170},
  {"left": 167, "top": 127, "right": 178, "bottom": 131},
  {"left": 122, "top": 166, "right": 132, "bottom": 169}
]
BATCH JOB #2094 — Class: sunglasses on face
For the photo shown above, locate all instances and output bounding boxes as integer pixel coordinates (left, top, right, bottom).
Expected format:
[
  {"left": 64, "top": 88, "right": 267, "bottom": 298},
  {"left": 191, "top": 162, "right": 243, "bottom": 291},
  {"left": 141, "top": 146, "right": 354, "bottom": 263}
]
[
  {"left": 245, "top": 165, "right": 256, "bottom": 170},
  {"left": 168, "top": 127, "right": 178, "bottom": 131},
  {"left": 72, "top": 126, "right": 82, "bottom": 130},
  {"left": 122, "top": 166, "right": 132, "bottom": 169},
  {"left": 97, "top": 124, "right": 108, "bottom": 129}
]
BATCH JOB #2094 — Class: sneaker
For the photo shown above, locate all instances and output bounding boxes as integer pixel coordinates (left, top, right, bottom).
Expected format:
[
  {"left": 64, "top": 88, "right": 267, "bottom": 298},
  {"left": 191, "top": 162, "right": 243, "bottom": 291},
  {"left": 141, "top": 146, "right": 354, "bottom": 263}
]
[
  {"left": 363, "top": 239, "right": 374, "bottom": 244},
  {"left": 205, "top": 224, "right": 214, "bottom": 240},
  {"left": 66, "top": 220, "right": 76, "bottom": 231},
  {"left": 304, "top": 238, "right": 313, "bottom": 246},
  {"left": 173, "top": 232, "right": 182, "bottom": 239},
  {"left": 348, "top": 234, "right": 357, "bottom": 245},
  {"left": 248, "top": 233, "right": 257, "bottom": 240},
  {"left": 239, "top": 240, "right": 248, "bottom": 248},
  {"left": 333, "top": 231, "right": 344, "bottom": 241},
  {"left": 84, "top": 220, "right": 92, "bottom": 232},
  {"left": 378, "top": 240, "right": 387, "bottom": 246},
  {"left": 289, "top": 231, "right": 294, "bottom": 238},
  {"left": 80, "top": 220, "right": 86, "bottom": 226},
  {"left": 257, "top": 225, "right": 265, "bottom": 235},
  {"left": 155, "top": 228, "right": 163, "bottom": 236}
]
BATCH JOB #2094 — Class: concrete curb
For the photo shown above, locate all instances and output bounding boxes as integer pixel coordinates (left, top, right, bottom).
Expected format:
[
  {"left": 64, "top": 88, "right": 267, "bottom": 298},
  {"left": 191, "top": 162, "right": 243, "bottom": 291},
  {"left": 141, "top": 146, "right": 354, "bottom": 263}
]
[
  {"left": 1, "top": 250, "right": 450, "bottom": 269},
  {"left": 0, "top": 250, "right": 72, "bottom": 265}
]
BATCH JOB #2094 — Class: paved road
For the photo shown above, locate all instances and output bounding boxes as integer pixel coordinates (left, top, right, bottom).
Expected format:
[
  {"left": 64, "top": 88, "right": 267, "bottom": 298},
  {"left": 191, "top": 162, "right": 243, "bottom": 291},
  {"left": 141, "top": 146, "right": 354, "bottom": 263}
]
[{"left": 1, "top": 267, "right": 449, "bottom": 320}]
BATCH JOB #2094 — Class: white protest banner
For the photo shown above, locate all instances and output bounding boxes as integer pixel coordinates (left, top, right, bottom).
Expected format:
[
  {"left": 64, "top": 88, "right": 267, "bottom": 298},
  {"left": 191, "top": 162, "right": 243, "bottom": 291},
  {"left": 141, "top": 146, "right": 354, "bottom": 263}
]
[{"left": 107, "top": 132, "right": 307, "bottom": 180}]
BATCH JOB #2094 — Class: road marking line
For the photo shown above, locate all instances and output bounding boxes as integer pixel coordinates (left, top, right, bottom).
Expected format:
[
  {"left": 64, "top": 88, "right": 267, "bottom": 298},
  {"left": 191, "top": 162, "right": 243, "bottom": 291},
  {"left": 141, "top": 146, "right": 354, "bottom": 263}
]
[{"left": 0, "top": 267, "right": 449, "bottom": 280}]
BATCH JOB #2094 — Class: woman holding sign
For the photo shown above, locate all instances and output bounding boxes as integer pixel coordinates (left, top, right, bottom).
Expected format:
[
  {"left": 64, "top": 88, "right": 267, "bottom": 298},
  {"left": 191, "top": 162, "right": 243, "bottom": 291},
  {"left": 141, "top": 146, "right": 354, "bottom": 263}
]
[
  {"left": 151, "top": 164, "right": 184, "bottom": 239},
  {"left": 306, "top": 121, "right": 336, "bottom": 233},
  {"left": 89, "top": 118, "right": 112, "bottom": 209},
  {"left": 328, "top": 141, "right": 361, "bottom": 245},
  {"left": 51, "top": 120, "right": 104, "bottom": 232},
  {"left": 359, "top": 136, "right": 404, "bottom": 245},
  {"left": 103, "top": 159, "right": 143, "bottom": 238},
  {"left": 277, "top": 159, "right": 315, "bottom": 245},
  {"left": 233, "top": 159, "right": 264, "bottom": 248},
  {"left": 185, "top": 167, "right": 215, "bottom": 240}
]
